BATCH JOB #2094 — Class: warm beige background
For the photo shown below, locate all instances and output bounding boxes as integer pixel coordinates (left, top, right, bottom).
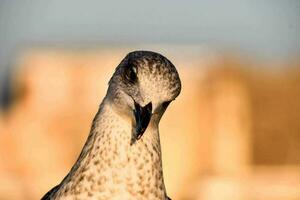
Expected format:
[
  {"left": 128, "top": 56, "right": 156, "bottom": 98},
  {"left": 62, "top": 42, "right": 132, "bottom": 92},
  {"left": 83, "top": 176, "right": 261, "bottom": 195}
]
[{"left": 0, "top": 48, "right": 300, "bottom": 200}]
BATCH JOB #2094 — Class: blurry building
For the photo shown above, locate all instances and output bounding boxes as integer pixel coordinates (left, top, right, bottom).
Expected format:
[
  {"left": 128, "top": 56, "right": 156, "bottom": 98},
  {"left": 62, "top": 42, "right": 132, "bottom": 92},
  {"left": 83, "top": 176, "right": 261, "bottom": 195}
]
[{"left": 0, "top": 49, "right": 299, "bottom": 200}]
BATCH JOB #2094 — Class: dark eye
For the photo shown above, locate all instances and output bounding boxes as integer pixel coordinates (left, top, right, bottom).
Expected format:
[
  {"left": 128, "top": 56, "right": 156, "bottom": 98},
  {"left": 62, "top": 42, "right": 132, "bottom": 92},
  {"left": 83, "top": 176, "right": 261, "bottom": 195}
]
[
  {"left": 125, "top": 66, "right": 137, "bottom": 83},
  {"left": 162, "top": 100, "right": 171, "bottom": 109}
]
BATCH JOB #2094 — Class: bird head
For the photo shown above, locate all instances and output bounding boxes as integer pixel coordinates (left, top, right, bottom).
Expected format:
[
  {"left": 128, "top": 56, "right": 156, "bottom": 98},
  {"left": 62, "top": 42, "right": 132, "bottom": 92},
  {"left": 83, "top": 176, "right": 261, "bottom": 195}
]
[{"left": 107, "top": 51, "right": 181, "bottom": 144}]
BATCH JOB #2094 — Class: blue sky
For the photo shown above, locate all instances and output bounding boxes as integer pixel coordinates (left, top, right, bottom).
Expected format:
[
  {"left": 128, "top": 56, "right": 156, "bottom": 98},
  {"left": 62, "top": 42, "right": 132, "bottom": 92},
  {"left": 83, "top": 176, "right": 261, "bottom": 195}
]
[{"left": 0, "top": 0, "right": 299, "bottom": 62}]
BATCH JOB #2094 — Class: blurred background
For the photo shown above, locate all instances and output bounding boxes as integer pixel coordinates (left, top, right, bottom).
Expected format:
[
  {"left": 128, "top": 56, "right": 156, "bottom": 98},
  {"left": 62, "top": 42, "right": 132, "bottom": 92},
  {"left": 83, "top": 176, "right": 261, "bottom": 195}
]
[{"left": 0, "top": 1, "right": 300, "bottom": 200}]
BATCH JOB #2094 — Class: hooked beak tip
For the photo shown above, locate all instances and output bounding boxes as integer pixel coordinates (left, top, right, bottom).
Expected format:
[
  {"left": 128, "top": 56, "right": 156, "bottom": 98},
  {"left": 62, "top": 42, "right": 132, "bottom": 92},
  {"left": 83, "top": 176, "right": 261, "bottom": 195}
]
[{"left": 131, "top": 101, "right": 152, "bottom": 145}]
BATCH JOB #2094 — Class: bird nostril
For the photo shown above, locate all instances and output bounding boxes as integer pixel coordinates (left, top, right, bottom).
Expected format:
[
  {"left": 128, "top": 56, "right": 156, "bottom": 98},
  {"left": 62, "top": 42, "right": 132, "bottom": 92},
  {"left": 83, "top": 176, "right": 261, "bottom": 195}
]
[{"left": 145, "top": 102, "right": 152, "bottom": 113}]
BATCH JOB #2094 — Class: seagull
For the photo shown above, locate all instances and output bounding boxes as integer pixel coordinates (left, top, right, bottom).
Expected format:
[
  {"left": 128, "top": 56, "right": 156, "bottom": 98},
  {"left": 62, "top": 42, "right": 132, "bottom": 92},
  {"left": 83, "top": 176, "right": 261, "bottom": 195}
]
[{"left": 41, "top": 51, "right": 181, "bottom": 200}]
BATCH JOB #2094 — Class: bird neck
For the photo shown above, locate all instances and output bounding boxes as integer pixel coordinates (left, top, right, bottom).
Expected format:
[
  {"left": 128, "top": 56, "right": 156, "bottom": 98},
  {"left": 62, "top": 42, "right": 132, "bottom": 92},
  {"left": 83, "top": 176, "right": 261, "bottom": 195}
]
[{"left": 56, "top": 99, "right": 167, "bottom": 199}]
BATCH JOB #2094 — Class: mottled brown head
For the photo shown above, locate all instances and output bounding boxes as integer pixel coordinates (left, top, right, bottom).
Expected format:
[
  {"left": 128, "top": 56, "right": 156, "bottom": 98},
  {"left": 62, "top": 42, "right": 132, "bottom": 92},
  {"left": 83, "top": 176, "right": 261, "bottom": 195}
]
[{"left": 107, "top": 51, "right": 181, "bottom": 144}]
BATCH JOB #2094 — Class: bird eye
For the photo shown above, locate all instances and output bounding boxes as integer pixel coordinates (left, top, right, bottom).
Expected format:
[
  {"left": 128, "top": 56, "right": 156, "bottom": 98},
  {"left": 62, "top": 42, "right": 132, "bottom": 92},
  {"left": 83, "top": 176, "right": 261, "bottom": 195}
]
[
  {"left": 132, "top": 66, "right": 137, "bottom": 74},
  {"left": 125, "top": 66, "right": 137, "bottom": 83}
]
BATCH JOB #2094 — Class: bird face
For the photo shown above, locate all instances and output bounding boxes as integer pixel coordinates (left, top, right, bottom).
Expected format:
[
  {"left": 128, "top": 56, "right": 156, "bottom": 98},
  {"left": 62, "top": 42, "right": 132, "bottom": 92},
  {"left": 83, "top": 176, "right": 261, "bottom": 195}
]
[{"left": 108, "top": 51, "right": 181, "bottom": 144}]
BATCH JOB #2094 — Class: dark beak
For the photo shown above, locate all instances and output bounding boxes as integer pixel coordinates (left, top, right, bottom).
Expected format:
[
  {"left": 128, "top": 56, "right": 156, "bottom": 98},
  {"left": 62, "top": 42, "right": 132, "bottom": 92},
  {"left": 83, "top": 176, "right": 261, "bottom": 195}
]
[{"left": 131, "top": 101, "right": 152, "bottom": 145}]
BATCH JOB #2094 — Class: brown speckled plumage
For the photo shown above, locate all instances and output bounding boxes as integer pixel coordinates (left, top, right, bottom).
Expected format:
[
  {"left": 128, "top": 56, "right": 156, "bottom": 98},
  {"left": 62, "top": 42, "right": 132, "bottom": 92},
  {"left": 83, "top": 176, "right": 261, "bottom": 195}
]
[{"left": 41, "top": 51, "right": 181, "bottom": 200}]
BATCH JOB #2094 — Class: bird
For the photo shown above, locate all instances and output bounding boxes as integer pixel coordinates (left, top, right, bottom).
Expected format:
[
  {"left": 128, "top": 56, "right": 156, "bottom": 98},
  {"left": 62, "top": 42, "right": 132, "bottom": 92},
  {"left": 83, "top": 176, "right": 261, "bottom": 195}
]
[{"left": 41, "top": 50, "right": 181, "bottom": 200}]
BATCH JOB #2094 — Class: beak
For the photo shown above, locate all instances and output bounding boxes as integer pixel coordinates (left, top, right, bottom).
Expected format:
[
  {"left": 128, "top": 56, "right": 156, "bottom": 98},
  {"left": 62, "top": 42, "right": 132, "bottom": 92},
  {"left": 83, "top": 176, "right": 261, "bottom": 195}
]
[{"left": 131, "top": 101, "right": 152, "bottom": 145}]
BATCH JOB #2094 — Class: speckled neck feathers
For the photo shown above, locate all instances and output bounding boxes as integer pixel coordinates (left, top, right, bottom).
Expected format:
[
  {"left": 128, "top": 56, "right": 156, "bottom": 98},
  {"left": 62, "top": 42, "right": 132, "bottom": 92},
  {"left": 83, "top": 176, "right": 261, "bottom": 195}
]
[{"left": 48, "top": 99, "right": 167, "bottom": 200}]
